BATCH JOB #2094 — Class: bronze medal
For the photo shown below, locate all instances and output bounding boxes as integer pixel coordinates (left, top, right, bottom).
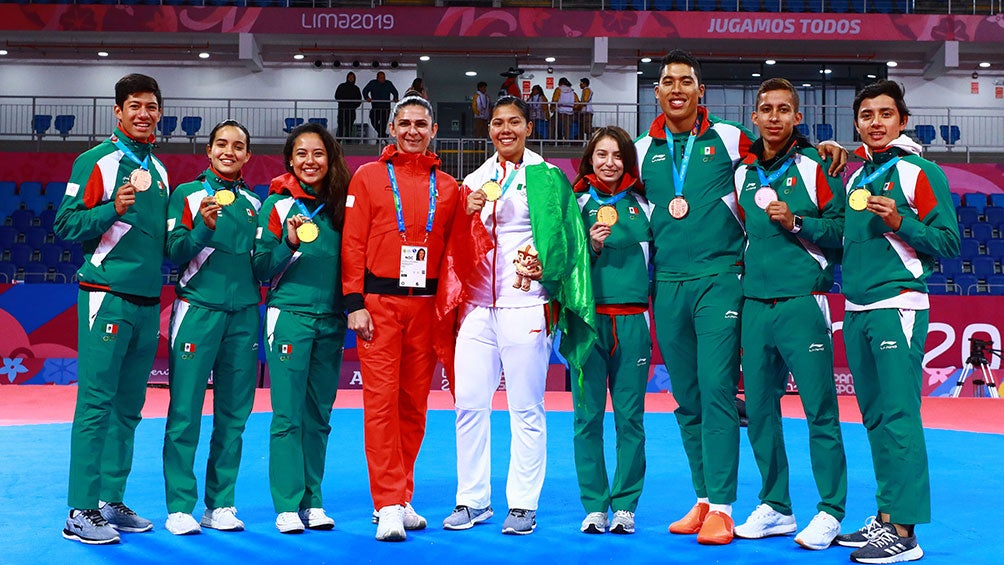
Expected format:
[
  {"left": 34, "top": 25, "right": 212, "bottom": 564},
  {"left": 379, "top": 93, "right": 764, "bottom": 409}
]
[
  {"left": 754, "top": 187, "right": 777, "bottom": 210},
  {"left": 296, "top": 221, "right": 319, "bottom": 243},
  {"left": 848, "top": 188, "right": 871, "bottom": 212},
  {"left": 214, "top": 189, "right": 236, "bottom": 206},
  {"left": 596, "top": 205, "right": 619, "bottom": 226},
  {"left": 668, "top": 197, "right": 689, "bottom": 219},
  {"left": 129, "top": 168, "right": 152, "bottom": 192},
  {"left": 481, "top": 180, "right": 503, "bottom": 202}
]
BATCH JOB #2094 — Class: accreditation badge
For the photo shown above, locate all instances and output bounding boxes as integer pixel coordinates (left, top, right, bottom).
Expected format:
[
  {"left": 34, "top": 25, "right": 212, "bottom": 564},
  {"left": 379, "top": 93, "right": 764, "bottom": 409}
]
[
  {"left": 668, "top": 196, "right": 689, "bottom": 219},
  {"left": 754, "top": 187, "right": 777, "bottom": 210},
  {"left": 129, "top": 168, "right": 152, "bottom": 192},
  {"left": 399, "top": 245, "right": 428, "bottom": 288},
  {"left": 848, "top": 188, "right": 870, "bottom": 211},
  {"left": 596, "top": 205, "right": 619, "bottom": 226},
  {"left": 296, "top": 221, "right": 319, "bottom": 243}
]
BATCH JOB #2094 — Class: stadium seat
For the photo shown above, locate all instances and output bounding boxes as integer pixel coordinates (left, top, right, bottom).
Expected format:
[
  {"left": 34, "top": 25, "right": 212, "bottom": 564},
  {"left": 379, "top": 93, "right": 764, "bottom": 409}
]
[
  {"left": 987, "top": 274, "right": 1004, "bottom": 296},
  {"left": 962, "top": 193, "right": 987, "bottom": 214},
  {"left": 984, "top": 206, "right": 1004, "bottom": 226},
  {"left": 989, "top": 194, "right": 1004, "bottom": 208},
  {"left": 971, "top": 222, "right": 994, "bottom": 244},
  {"left": 926, "top": 272, "right": 950, "bottom": 295},
  {"left": 44, "top": 182, "right": 67, "bottom": 206},
  {"left": 954, "top": 273, "right": 979, "bottom": 295},
  {"left": 693, "top": 0, "right": 720, "bottom": 10},
  {"left": 972, "top": 256, "right": 997, "bottom": 278},
  {"left": 940, "top": 125, "right": 960, "bottom": 144},
  {"left": 986, "top": 239, "right": 1004, "bottom": 261},
  {"left": 32, "top": 114, "right": 52, "bottom": 139},
  {"left": 813, "top": 123, "right": 834, "bottom": 142},
  {"left": 21, "top": 261, "right": 50, "bottom": 284},
  {"left": 22, "top": 195, "right": 48, "bottom": 214},
  {"left": 284, "top": 117, "right": 305, "bottom": 133},
  {"left": 0, "top": 181, "right": 15, "bottom": 199},
  {"left": 39, "top": 243, "right": 63, "bottom": 268},
  {"left": 37, "top": 209, "right": 57, "bottom": 230},
  {"left": 181, "top": 116, "right": 203, "bottom": 138},
  {"left": 956, "top": 206, "right": 979, "bottom": 226},
  {"left": 939, "top": 257, "right": 963, "bottom": 276},
  {"left": 19, "top": 181, "right": 43, "bottom": 200},
  {"left": 951, "top": 192, "right": 962, "bottom": 208},
  {"left": 55, "top": 263, "right": 78, "bottom": 284},
  {"left": 10, "top": 243, "right": 33, "bottom": 267},
  {"left": 0, "top": 226, "right": 17, "bottom": 249},
  {"left": 10, "top": 210, "right": 35, "bottom": 232},
  {"left": 54, "top": 114, "right": 76, "bottom": 139},
  {"left": 915, "top": 124, "right": 936, "bottom": 145},
  {"left": 159, "top": 116, "right": 179, "bottom": 139},
  {"left": 0, "top": 260, "right": 15, "bottom": 283},
  {"left": 794, "top": 124, "right": 810, "bottom": 138},
  {"left": 307, "top": 117, "right": 329, "bottom": 129},
  {"left": 959, "top": 238, "right": 979, "bottom": 259},
  {"left": 22, "top": 226, "right": 47, "bottom": 249}
]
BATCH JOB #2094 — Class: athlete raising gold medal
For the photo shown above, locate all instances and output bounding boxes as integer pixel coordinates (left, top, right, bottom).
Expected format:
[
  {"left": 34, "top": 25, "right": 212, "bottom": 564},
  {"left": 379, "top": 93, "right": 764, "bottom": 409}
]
[
  {"left": 481, "top": 180, "right": 503, "bottom": 202},
  {"left": 596, "top": 205, "right": 619, "bottom": 226},
  {"left": 214, "top": 189, "right": 236, "bottom": 206},
  {"left": 296, "top": 220, "right": 319, "bottom": 243}
]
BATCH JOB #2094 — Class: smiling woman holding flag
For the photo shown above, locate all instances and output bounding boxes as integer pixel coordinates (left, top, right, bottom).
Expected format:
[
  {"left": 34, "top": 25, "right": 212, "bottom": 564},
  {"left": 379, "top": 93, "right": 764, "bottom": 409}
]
[{"left": 252, "top": 123, "right": 351, "bottom": 535}]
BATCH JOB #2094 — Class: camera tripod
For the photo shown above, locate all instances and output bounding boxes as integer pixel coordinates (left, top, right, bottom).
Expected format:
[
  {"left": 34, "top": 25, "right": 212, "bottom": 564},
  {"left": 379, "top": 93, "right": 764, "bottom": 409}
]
[{"left": 950, "top": 338, "right": 1001, "bottom": 399}]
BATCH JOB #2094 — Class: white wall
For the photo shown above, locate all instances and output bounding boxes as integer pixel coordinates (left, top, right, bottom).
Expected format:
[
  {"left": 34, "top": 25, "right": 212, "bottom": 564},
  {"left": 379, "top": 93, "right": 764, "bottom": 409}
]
[{"left": 894, "top": 69, "right": 1004, "bottom": 110}]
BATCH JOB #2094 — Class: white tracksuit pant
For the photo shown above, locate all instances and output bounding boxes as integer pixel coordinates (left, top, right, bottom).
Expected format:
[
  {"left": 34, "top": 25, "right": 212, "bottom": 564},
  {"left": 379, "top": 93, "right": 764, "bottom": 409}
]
[{"left": 453, "top": 303, "right": 552, "bottom": 511}]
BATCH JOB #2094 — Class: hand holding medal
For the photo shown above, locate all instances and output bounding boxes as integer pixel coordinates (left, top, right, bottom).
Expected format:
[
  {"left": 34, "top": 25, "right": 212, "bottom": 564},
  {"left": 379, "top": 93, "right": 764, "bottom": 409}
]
[
  {"left": 199, "top": 197, "right": 223, "bottom": 230},
  {"left": 466, "top": 187, "right": 488, "bottom": 215},
  {"left": 113, "top": 182, "right": 137, "bottom": 216}
]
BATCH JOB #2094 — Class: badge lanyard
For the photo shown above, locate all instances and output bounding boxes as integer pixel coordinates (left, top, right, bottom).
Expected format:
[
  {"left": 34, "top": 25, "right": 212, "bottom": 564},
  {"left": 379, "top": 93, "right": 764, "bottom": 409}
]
[
  {"left": 663, "top": 126, "right": 697, "bottom": 199},
  {"left": 588, "top": 185, "right": 630, "bottom": 207},
  {"left": 756, "top": 157, "right": 794, "bottom": 188},
  {"left": 111, "top": 136, "right": 150, "bottom": 172},
  {"left": 856, "top": 156, "right": 901, "bottom": 194},
  {"left": 386, "top": 162, "right": 437, "bottom": 241},
  {"left": 492, "top": 161, "right": 522, "bottom": 200}
]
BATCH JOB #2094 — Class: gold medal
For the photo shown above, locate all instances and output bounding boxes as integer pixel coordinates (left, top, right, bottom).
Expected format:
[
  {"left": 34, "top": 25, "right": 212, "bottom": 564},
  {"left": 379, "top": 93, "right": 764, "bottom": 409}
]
[
  {"left": 129, "top": 168, "right": 152, "bottom": 192},
  {"left": 848, "top": 188, "right": 871, "bottom": 211},
  {"left": 296, "top": 221, "right": 319, "bottom": 243},
  {"left": 596, "top": 205, "right": 619, "bottom": 226},
  {"left": 481, "top": 180, "right": 503, "bottom": 202},
  {"left": 214, "top": 190, "right": 236, "bottom": 206},
  {"left": 668, "top": 197, "right": 689, "bottom": 219}
]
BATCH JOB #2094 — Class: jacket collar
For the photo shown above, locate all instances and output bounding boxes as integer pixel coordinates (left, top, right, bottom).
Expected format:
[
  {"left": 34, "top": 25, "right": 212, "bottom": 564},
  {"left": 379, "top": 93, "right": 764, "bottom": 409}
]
[
  {"left": 853, "top": 134, "right": 922, "bottom": 163},
  {"left": 268, "top": 172, "right": 317, "bottom": 199},
  {"left": 745, "top": 132, "right": 811, "bottom": 167},
  {"left": 648, "top": 106, "right": 711, "bottom": 140},
  {"left": 378, "top": 143, "right": 442, "bottom": 170},
  {"left": 574, "top": 171, "right": 640, "bottom": 196}
]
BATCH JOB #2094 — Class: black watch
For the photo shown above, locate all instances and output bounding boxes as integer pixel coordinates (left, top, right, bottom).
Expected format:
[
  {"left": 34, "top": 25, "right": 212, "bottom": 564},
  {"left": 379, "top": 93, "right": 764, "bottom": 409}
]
[{"left": 790, "top": 215, "right": 803, "bottom": 234}]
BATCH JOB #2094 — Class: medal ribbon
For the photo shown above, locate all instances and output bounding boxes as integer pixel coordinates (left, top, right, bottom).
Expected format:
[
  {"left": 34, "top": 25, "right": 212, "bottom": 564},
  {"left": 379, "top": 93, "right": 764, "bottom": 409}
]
[
  {"left": 386, "top": 162, "right": 438, "bottom": 236},
  {"left": 111, "top": 135, "right": 151, "bottom": 172},
  {"left": 492, "top": 161, "right": 522, "bottom": 199},
  {"left": 663, "top": 126, "right": 697, "bottom": 199},
  {"left": 294, "top": 198, "right": 325, "bottom": 222},
  {"left": 856, "top": 156, "right": 901, "bottom": 194},
  {"left": 756, "top": 157, "right": 794, "bottom": 188},
  {"left": 588, "top": 185, "right": 630, "bottom": 207},
  {"left": 200, "top": 172, "right": 241, "bottom": 197}
]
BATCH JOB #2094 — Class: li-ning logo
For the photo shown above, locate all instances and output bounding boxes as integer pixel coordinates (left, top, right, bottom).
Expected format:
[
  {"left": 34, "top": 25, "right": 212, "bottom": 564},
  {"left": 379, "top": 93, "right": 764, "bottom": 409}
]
[
  {"left": 880, "top": 340, "right": 898, "bottom": 350},
  {"left": 724, "top": 310, "right": 739, "bottom": 319},
  {"left": 651, "top": 154, "right": 667, "bottom": 163},
  {"left": 808, "top": 343, "right": 825, "bottom": 352},
  {"left": 744, "top": 182, "right": 757, "bottom": 191}
]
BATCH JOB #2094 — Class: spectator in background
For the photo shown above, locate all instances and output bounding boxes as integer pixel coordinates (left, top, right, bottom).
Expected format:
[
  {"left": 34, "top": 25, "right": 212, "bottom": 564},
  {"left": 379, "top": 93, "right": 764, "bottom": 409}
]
[
  {"left": 364, "top": 71, "right": 399, "bottom": 139},
  {"left": 472, "top": 81, "right": 491, "bottom": 139},
  {"left": 576, "top": 78, "right": 595, "bottom": 140},
  {"left": 335, "top": 72, "right": 362, "bottom": 143},
  {"left": 527, "top": 85, "right": 549, "bottom": 140},
  {"left": 404, "top": 78, "right": 429, "bottom": 100},
  {"left": 551, "top": 77, "right": 578, "bottom": 141},
  {"left": 499, "top": 67, "right": 522, "bottom": 98}
]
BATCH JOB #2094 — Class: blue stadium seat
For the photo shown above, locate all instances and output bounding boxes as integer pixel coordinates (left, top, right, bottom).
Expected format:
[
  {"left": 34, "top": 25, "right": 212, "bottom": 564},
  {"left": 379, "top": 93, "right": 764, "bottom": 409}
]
[
  {"left": 0, "top": 226, "right": 16, "bottom": 249},
  {"left": 915, "top": 124, "right": 936, "bottom": 145},
  {"left": 959, "top": 238, "right": 980, "bottom": 259},
  {"left": 989, "top": 194, "right": 1004, "bottom": 208},
  {"left": 694, "top": 0, "right": 720, "bottom": 10},
  {"left": 956, "top": 206, "right": 979, "bottom": 226},
  {"left": 32, "top": 114, "right": 52, "bottom": 138},
  {"left": 19, "top": 181, "right": 43, "bottom": 200},
  {"left": 44, "top": 182, "right": 67, "bottom": 205},
  {"left": 55, "top": 263, "right": 78, "bottom": 284},
  {"left": 308, "top": 118, "right": 329, "bottom": 129},
  {"left": 0, "top": 181, "right": 16, "bottom": 199},
  {"left": 159, "top": 116, "right": 179, "bottom": 139},
  {"left": 962, "top": 193, "right": 987, "bottom": 214},
  {"left": 0, "top": 260, "right": 15, "bottom": 283},
  {"left": 987, "top": 274, "right": 1004, "bottom": 296},
  {"left": 984, "top": 206, "right": 1004, "bottom": 226},
  {"left": 54, "top": 115, "right": 76, "bottom": 139},
  {"left": 22, "top": 226, "right": 47, "bottom": 249},
  {"left": 10, "top": 209, "right": 35, "bottom": 232},
  {"left": 951, "top": 192, "right": 962, "bottom": 208},
  {"left": 987, "top": 239, "right": 1004, "bottom": 261},
  {"left": 813, "top": 123, "right": 834, "bottom": 142},
  {"left": 939, "top": 257, "right": 963, "bottom": 276},
  {"left": 940, "top": 125, "right": 960, "bottom": 144},
  {"left": 181, "top": 116, "right": 203, "bottom": 138},
  {"left": 926, "top": 272, "right": 950, "bottom": 295},
  {"left": 22, "top": 195, "right": 48, "bottom": 214},
  {"left": 9, "top": 243, "right": 33, "bottom": 267},
  {"left": 972, "top": 256, "right": 997, "bottom": 278},
  {"left": 971, "top": 222, "right": 994, "bottom": 244},
  {"left": 954, "top": 273, "right": 979, "bottom": 295},
  {"left": 284, "top": 117, "right": 305, "bottom": 133},
  {"left": 39, "top": 243, "right": 63, "bottom": 268},
  {"left": 22, "top": 261, "right": 51, "bottom": 284},
  {"left": 37, "top": 209, "right": 57, "bottom": 230},
  {"left": 794, "top": 124, "right": 810, "bottom": 138}
]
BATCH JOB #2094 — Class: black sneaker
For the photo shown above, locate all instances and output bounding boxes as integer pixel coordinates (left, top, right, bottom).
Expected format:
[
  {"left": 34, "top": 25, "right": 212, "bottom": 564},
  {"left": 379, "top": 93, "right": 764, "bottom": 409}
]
[
  {"left": 850, "top": 528, "right": 924, "bottom": 563},
  {"left": 835, "top": 516, "right": 892, "bottom": 548}
]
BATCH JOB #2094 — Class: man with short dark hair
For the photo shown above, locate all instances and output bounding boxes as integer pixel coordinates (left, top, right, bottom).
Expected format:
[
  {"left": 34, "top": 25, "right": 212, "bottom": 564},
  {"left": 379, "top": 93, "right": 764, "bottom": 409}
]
[
  {"left": 335, "top": 72, "right": 363, "bottom": 142},
  {"left": 56, "top": 73, "right": 169, "bottom": 545},
  {"left": 363, "top": 71, "right": 399, "bottom": 139}
]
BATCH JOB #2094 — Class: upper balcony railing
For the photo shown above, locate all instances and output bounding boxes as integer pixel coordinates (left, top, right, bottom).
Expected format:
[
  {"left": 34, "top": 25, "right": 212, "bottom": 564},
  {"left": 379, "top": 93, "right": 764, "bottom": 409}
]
[{"left": 4, "top": 0, "right": 1001, "bottom": 15}]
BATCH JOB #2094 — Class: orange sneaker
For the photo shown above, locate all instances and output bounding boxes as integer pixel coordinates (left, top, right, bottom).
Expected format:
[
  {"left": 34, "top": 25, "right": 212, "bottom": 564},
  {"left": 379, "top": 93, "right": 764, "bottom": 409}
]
[
  {"left": 668, "top": 502, "right": 709, "bottom": 535},
  {"left": 696, "top": 511, "right": 734, "bottom": 545}
]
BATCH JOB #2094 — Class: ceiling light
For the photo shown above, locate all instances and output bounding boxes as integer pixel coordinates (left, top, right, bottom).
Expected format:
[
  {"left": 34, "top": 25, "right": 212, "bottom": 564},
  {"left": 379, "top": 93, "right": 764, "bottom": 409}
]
[
  {"left": 886, "top": 61, "right": 898, "bottom": 67},
  {"left": 867, "top": 73, "right": 877, "bottom": 78},
  {"left": 979, "top": 62, "right": 991, "bottom": 68},
  {"left": 198, "top": 52, "right": 210, "bottom": 59},
  {"left": 293, "top": 53, "right": 304, "bottom": 60},
  {"left": 640, "top": 57, "right": 652, "bottom": 63},
  {"left": 752, "top": 73, "right": 761, "bottom": 77},
  {"left": 545, "top": 56, "right": 556, "bottom": 63},
  {"left": 419, "top": 55, "right": 430, "bottom": 62},
  {"left": 97, "top": 51, "right": 108, "bottom": 57},
  {"left": 637, "top": 71, "right": 643, "bottom": 75},
  {"left": 0, "top": 49, "right": 7, "bottom": 56},
  {"left": 802, "top": 83, "right": 812, "bottom": 87},
  {"left": 765, "top": 59, "right": 776, "bottom": 65},
  {"left": 465, "top": 71, "right": 477, "bottom": 77}
]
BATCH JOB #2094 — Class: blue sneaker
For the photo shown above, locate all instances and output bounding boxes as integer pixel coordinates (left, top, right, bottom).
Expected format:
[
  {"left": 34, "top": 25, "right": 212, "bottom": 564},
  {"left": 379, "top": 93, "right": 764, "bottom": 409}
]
[
  {"left": 502, "top": 508, "right": 536, "bottom": 535},
  {"left": 63, "top": 509, "right": 120, "bottom": 545}
]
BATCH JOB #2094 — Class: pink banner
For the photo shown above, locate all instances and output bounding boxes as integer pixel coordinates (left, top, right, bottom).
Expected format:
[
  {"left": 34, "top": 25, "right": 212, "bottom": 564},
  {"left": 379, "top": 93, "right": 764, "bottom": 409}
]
[{"left": 1, "top": 5, "right": 1002, "bottom": 43}]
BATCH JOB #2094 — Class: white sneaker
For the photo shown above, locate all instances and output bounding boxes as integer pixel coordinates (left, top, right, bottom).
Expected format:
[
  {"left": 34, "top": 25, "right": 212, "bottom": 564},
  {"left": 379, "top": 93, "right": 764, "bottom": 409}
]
[
  {"left": 580, "top": 512, "right": 608, "bottom": 534},
  {"left": 275, "top": 512, "right": 305, "bottom": 534},
  {"left": 610, "top": 510, "right": 636, "bottom": 535},
  {"left": 376, "top": 505, "right": 406, "bottom": 542},
  {"left": 403, "top": 502, "right": 427, "bottom": 530},
  {"left": 201, "top": 507, "right": 244, "bottom": 532},
  {"left": 165, "top": 512, "right": 201, "bottom": 535},
  {"left": 298, "top": 507, "right": 335, "bottom": 530},
  {"left": 734, "top": 503, "right": 797, "bottom": 539},
  {"left": 795, "top": 511, "right": 841, "bottom": 550}
]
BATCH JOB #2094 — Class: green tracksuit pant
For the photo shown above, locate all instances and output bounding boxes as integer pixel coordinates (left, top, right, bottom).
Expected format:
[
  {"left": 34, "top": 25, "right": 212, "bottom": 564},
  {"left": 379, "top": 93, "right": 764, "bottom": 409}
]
[
  {"left": 844, "top": 308, "right": 931, "bottom": 525},
  {"left": 265, "top": 307, "right": 346, "bottom": 513},
  {"left": 741, "top": 295, "right": 847, "bottom": 520},
  {"left": 653, "top": 274, "right": 741, "bottom": 504},
  {"left": 68, "top": 291, "right": 160, "bottom": 509},
  {"left": 572, "top": 311, "right": 652, "bottom": 514},
  {"left": 163, "top": 302, "right": 259, "bottom": 514}
]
